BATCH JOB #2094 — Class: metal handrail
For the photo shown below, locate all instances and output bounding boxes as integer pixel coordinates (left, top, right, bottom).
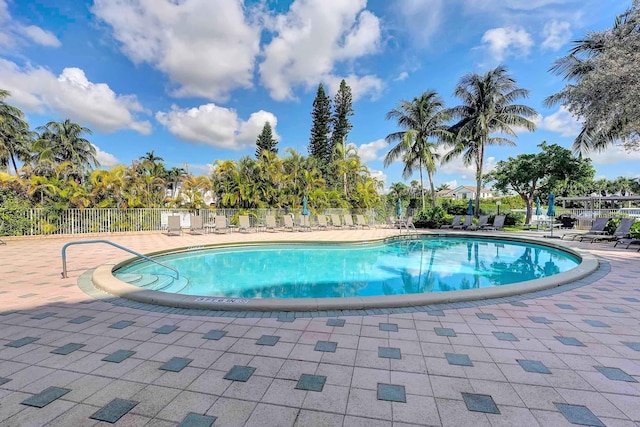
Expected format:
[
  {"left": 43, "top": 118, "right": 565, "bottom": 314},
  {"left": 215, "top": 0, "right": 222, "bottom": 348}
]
[{"left": 61, "top": 239, "right": 179, "bottom": 279}]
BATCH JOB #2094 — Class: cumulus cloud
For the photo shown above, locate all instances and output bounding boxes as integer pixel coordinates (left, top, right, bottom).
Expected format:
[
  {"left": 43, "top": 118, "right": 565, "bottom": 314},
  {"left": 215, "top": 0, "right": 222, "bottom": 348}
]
[
  {"left": 93, "top": 144, "right": 120, "bottom": 167},
  {"left": 0, "top": 60, "right": 151, "bottom": 134},
  {"left": 92, "top": 0, "right": 260, "bottom": 101},
  {"left": 156, "top": 103, "right": 279, "bottom": 150},
  {"left": 259, "top": 0, "right": 382, "bottom": 101},
  {"left": 394, "top": 71, "right": 409, "bottom": 82},
  {"left": 480, "top": 26, "right": 534, "bottom": 61},
  {"left": 538, "top": 106, "right": 581, "bottom": 137},
  {"left": 438, "top": 146, "right": 496, "bottom": 180},
  {"left": 541, "top": 20, "right": 571, "bottom": 51},
  {"left": 0, "top": 0, "right": 61, "bottom": 48},
  {"left": 589, "top": 145, "right": 640, "bottom": 166},
  {"left": 389, "top": 0, "right": 446, "bottom": 46},
  {"left": 357, "top": 139, "right": 387, "bottom": 162}
]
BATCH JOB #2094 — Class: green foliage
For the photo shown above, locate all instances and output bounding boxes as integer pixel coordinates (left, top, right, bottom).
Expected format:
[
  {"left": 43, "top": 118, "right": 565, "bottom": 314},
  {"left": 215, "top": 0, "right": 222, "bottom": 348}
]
[
  {"left": 604, "top": 218, "right": 620, "bottom": 235},
  {"left": 0, "top": 188, "right": 33, "bottom": 236},
  {"left": 309, "top": 83, "right": 332, "bottom": 170},
  {"left": 504, "top": 211, "right": 525, "bottom": 226},
  {"left": 255, "top": 121, "right": 278, "bottom": 158},
  {"left": 630, "top": 221, "right": 640, "bottom": 238},
  {"left": 414, "top": 206, "right": 448, "bottom": 228},
  {"left": 330, "top": 79, "right": 353, "bottom": 157}
]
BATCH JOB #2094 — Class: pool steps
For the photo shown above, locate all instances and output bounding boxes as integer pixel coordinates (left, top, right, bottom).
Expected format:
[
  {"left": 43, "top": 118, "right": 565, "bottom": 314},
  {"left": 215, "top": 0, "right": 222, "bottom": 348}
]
[{"left": 115, "top": 273, "right": 189, "bottom": 293}]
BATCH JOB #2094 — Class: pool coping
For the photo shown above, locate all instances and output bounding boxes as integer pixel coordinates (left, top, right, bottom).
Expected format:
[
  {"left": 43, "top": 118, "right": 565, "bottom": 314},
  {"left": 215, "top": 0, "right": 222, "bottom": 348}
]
[{"left": 89, "top": 233, "right": 599, "bottom": 312}]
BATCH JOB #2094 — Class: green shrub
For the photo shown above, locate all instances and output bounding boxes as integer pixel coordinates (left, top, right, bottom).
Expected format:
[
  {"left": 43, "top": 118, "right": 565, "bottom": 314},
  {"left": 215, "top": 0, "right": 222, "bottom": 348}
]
[
  {"left": 604, "top": 218, "right": 620, "bottom": 235},
  {"left": 630, "top": 222, "right": 640, "bottom": 238},
  {"left": 0, "top": 189, "right": 33, "bottom": 236},
  {"left": 414, "top": 206, "right": 448, "bottom": 228},
  {"left": 504, "top": 212, "right": 525, "bottom": 226}
]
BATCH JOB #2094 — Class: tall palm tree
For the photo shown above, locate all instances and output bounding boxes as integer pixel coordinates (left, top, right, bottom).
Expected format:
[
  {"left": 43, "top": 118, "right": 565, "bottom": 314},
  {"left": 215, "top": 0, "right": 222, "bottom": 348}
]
[
  {"left": 384, "top": 91, "right": 450, "bottom": 209},
  {"left": 0, "top": 90, "right": 33, "bottom": 175},
  {"left": 35, "top": 119, "right": 98, "bottom": 175},
  {"left": 445, "top": 66, "right": 537, "bottom": 216}
]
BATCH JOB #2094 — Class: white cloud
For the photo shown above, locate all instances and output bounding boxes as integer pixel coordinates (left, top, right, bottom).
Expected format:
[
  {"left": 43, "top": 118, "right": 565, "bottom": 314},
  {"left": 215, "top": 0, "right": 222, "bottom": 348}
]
[
  {"left": 541, "top": 20, "right": 571, "bottom": 51},
  {"left": 369, "top": 169, "right": 387, "bottom": 190},
  {"left": 92, "top": 0, "right": 260, "bottom": 101},
  {"left": 438, "top": 145, "right": 496, "bottom": 180},
  {"left": 538, "top": 106, "right": 581, "bottom": 137},
  {"left": 156, "top": 103, "right": 278, "bottom": 150},
  {"left": 0, "top": 60, "right": 151, "bottom": 134},
  {"left": 589, "top": 145, "right": 640, "bottom": 166},
  {"left": 390, "top": 0, "right": 446, "bottom": 46},
  {"left": 394, "top": 72, "right": 409, "bottom": 82},
  {"left": 0, "top": 0, "right": 60, "bottom": 48},
  {"left": 259, "top": 0, "right": 382, "bottom": 101},
  {"left": 93, "top": 144, "right": 120, "bottom": 167},
  {"left": 441, "top": 179, "right": 458, "bottom": 189},
  {"left": 357, "top": 138, "right": 387, "bottom": 162},
  {"left": 324, "top": 74, "right": 383, "bottom": 102},
  {"left": 480, "top": 26, "right": 534, "bottom": 61}
]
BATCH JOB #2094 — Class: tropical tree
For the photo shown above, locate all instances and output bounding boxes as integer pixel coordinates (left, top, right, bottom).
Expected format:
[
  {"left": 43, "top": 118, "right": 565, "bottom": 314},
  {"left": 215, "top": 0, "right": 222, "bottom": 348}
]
[
  {"left": 308, "top": 83, "right": 332, "bottom": 174},
  {"left": 34, "top": 119, "right": 98, "bottom": 176},
  {"left": 384, "top": 91, "right": 450, "bottom": 209},
  {"left": 0, "top": 90, "right": 33, "bottom": 175},
  {"left": 330, "top": 79, "right": 354, "bottom": 157},
  {"left": 255, "top": 121, "right": 278, "bottom": 158},
  {"left": 445, "top": 66, "right": 537, "bottom": 216}
]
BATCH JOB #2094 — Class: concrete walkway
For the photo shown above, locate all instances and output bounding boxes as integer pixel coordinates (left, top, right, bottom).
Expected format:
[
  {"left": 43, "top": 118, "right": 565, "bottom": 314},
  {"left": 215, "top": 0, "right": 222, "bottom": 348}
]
[{"left": 0, "top": 229, "right": 639, "bottom": 426}]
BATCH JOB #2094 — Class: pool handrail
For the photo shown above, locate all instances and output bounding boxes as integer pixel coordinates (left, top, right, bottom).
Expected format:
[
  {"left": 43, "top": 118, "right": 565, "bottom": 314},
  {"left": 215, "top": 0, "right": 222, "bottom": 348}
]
[{"left": 61, "top": 239, "right": 179, "bottom": 279}]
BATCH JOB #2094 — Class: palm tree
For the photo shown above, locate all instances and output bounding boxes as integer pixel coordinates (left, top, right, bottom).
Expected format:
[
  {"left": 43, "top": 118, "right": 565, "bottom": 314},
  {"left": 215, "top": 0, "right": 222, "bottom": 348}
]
[
  {"left": 445, "top": 66, "right": 537, "bottom": 216},
  {"left": 0, "top": 90, "right": 33, "bottom": 175},
  {"left": 35, "top": 119, "right": 98, "bottom": 175},
  {"left": 384, "top": 91, "right": 450, "bottom": 209}
]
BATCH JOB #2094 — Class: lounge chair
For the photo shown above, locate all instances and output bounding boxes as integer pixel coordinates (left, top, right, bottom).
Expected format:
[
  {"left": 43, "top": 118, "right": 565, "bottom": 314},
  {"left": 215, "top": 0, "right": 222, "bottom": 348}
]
[
  {"left": 386, "top": 217, "right": 397, "bottom": 229},
  {"left": 213, "top": 215, "right": 230, "bottom": 234},
  {"left": 561, "top": 217, "right": 608, "bottom": 240},
  {"left": 453, "top": 215, "right": 473, "bottom": 230},
  {"left": 404, "top": 216, "right": 416, "bottom": 232},
  {"left": 467, "top": 215, "right": 489, "bottom": 231},
  {"left": 331, "top": 214, "right": 343, "bottom": 229},
  {"left": 614, "top": 236, "right": 640, "bottom": 250},
  {"left": 189, "top": 215, "right": 204, "bottom": 235},
  {"left": 579, "top": 218, "right": 635, "bottom": 243},
  {"left": 238, "top": 215, "right": 254, "bottom": 233},
  {"left": 481, "top": 215, "right": 505, "bottom": 231},
  {"left": 165, "top": 215, "right": 182, "bottom": 236},
  {"left": 283, "top": 215, "right": 297, "bottom": 231},
  {"left": 265, "top": 215, "right": 278, "bottom": 232},
  {"left": 356, "top": 214, "right": 371, "bottom": 229},
  {"left": 316, "top": 215, "right": 329, "bottom": 230},
  {"left": 343, "top": 215, "right": 357, "bottom": 229},
  {"left": 298, "top": 215, "right": 311, "bottom": 231},
  {"left": 441, "top": 215, "right": 462, "bottom": 229}
]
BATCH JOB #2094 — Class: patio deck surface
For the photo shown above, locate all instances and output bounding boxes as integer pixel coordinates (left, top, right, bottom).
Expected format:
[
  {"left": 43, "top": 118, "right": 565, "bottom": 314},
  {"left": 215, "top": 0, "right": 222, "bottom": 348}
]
[{"left": 1, "top": 228, "right": 639, "bottom": 426}]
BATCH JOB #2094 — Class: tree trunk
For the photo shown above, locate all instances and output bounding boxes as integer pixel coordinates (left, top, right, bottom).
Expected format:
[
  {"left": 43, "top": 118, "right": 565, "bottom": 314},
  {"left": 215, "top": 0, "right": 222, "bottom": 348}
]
[
  {"left": 475, "top": 156, "right": 483, "bottom": 218},
  {"left": 419, "top": 161, "right": 425, "bottom": 210},
  {"left": 523, "top": 194, "right": 532, "bottom": 225},
  {"left": 427, "top": 169, "right": 436, "bottom": 208}
]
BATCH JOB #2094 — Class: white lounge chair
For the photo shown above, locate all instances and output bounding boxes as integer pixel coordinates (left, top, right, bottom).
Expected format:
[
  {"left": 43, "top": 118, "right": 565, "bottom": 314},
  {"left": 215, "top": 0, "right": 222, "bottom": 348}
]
[
  {"left": 343, "top": 215, "right": 357, "bottom": 229},
  {"left": 316, "top": 215, "right": 329, "bottom": 230},
  {"left": 166, "top": 215, "right": 182, "bottom": 236},
  {"left": 283, "top": 215, "right": 297, "bottom": 231},
  {"left": 331, "top": 214, "right": 343, "bottom": 229},
  {"left": 189, "top": 215, "right": 204, "bottom": 235},
  {"left": 238, "top": 215, "right": 254, "bottom": 233},
  {"left": 213, "top": 215, "right": 230, "bottom": 234},
  {"left": 356, "top": 214, "right": 371, "bottom": 229},
  {"left": 265, "top": 215, "right": 279, "bottom": 232}
]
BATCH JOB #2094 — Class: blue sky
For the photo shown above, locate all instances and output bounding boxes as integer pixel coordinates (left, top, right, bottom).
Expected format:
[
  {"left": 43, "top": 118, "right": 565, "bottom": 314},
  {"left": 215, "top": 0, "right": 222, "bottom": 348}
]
[{"left": 0, "top": 0, "right": 636, "bottom": 190}]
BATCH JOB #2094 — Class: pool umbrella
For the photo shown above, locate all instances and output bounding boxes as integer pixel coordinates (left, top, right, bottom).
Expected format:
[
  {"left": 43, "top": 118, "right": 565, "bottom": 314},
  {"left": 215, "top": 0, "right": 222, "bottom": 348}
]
[
  {"left": 467, "top": 199, "right": 473, "bottom": 215},
  {"left": 302, "top": 196, "right": 310, "bottom": 216},
  {"left": 397, "top": 199, "right": 402, "bottom": 218},
  {"left": 545, "top": 193, "right": 559, "bottom": 239},
  {"left": 535, "top": 197, "right": 542, "bottom": 215}
]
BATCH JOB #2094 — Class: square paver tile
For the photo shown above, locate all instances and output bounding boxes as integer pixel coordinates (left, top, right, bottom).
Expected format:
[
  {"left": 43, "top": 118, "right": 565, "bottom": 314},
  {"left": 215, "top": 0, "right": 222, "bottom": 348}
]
[
  {"left": 555, "top": 336, "right": 585, "bottom": 347},
  {"left": 296, "top": 374, "right": 326, "bottom": 392},
  {"left": 5, "top": 337, "right": 39, "bottom": 348},
  {"left": 256, "top": 335, "right": 280, "bottom": 346},
  {"left": 510, "top": 301, "right": 528, "bottom": 307},
  {"left": 378, "top": 347, "right": 402, "bottom": 360},
  {"left": 554, "top": 403, "right": 605, "bottom": 427},
  {"left": 202, "top": 330, "right": 227, "bottom": 340},
  {"left": 102, "top": 350, "right": 136, "bottom": 363},
  {"left": 51, "top": 343, "right": 85, "bottom": 355},
  {"left": 621, "top": 342, "right": 640, "bottom": 351},
  {"left": 68, "top": 316, "right": 94, "bottom": 324},
  {"left": 426, "top": 309, "right": 445, "bottom": 316},
  {"left": 178, "top": 412, "right": 217, "bottom": 427},
  {"left": 154, "top": 325, "right": 178, "bottom": 334},
  {"left": 604, "top": 306, "right": 627, "bottom": 313},
  {"left": 556, "top": 304, "right": 576, "bottom": 310},
  {"left": 21, "top": 387, "right": 70, "bottom": 408},
  {"left": 445, "top": 353, "right": 473, "bottom": 367},
  {"left": 31, "top": 312, "right": 56, "bottom": 320},
  {"left": 327, "top": 319, "right": 345, "bottom": 327},
  {"left": 529, "top": 316, "right": 552, "bottom": 324},
  {"left": 476, "top": 313, "right": 497, "bottom": 320},
  {"left": 517, "top": 360, "right": 551, "bottom": 374},
  {"left": 583, "top": 319, "right": 609, "bottom": 328},
  {"left": 90, "top": 398, "right": 138, "bottom": 423},
  {"left": 462, "top": 392, "right": 500, "bottom": 414},
  {"left": 160, "top": 357, "right": 193, "bottom": 373},
  {"left": 379, "top": 323, "right": 398, "bottom": 332},
  {"left": 622, "top": 297, "right": 640, "bottom": 303},
  {"left": 595, "top": 366, "right": 638, "bottom": 382},
  {"left": 314, "top": 341, "right": 337, "bottom": 353},
  {"left": 109, "top": 320, "right": 135, "bottom": 329},
  {"left": 277, "top": 316, "right": 295, "bottom": 323},
  {"left": 377, "top": 383, "right": 406, "bottom": 403},
  {"left": 434, "top": 327, "right": 457, "bottom": 337},
  {"left": 493, "top": 332, "right": 519, "bottom": 342},
  {"left": 576, "top": 294, "right": 595, "bottom": 300},
  {"left": 224, "top": 365, "right": 255, "bottom": 382}
]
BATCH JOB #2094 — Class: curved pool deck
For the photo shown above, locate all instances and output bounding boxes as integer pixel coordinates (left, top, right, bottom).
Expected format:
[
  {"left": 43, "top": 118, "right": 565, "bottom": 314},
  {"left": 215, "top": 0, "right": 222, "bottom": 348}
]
[
  {"left": 91, "top": 233, "right": 598, "bottom": 313},
  {"left": 1, "top": 228, "right": 640, "bottom": 426}
]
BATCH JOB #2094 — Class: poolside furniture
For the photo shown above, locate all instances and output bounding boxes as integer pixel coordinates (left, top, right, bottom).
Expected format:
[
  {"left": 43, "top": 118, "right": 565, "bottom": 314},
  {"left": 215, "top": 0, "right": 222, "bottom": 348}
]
[
  {"left": 481, "top": 215, "right": 505, "bottom": 231},
  {"left": 238, "top": 215, "right": 254, "bottom": 233},
  {"left": 331, "top": 214, "right": 343, "bottom": 229},
  {"left": 265, "top": 215, "right": 279, "bottom": 232},
  {"left": 578, "top": 218, "right": 635, "bottom": 243},
  {"left": 467, "top": 215, "right": 489, "bottom": 231},
  {"left": 213, "top": 215, "right": 230, "bottom": 234},
  {"left": 386, "top": 217, "right": 397, "bottom": 229},
  {"left": 189, "top": 215, "right": 204, "bottom": 235},
  {"left": 356, "top": 214, "right": 371, "bottom": 229},
  {"left": 316, "top": 215, "right": 329, "bottom": 230},
  {"left": 283, "top": 215, "right": 297, "bottom": 231},
  {"left": 404, "top": 216, "right": 416, "bottom": 232},
  {"left": 614, "top": 236, "right": 640, "bottom": 250},
  {"left": 343, "top": 215, "right": 358, "bottom": 229},
  {"left": 453, "top": 215, "right": 473, "bottom": 230},
  {"left": 441, "top": 215, "right": 462, "bottom": 229},
  {"left": 165, "top": 215, "right": 183, "bottom": 236},
  {"left": 561, "top": 217, "right": 608, "bottom": 240},
  {"left": 298, "top": 215, "right": 312, "bottom": 232}
]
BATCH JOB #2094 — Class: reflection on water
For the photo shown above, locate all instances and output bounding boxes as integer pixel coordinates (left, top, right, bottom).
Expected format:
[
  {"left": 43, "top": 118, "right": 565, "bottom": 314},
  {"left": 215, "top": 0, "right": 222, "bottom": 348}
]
[{"left": 116, "top": 238, "right": 579, "bottom": 299}]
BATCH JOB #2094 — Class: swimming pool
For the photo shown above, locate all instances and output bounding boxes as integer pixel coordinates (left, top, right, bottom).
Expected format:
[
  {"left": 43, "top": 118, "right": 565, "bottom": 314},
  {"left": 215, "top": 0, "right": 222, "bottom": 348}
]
[{"left": 114, "top": 236, "right": 580, "bottom": 299}]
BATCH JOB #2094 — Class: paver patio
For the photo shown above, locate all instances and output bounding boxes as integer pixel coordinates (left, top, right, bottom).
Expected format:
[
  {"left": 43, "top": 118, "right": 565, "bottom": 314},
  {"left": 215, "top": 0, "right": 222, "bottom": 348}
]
[{"left": 1, "top": 228, "right": 639, "bottom": 426}]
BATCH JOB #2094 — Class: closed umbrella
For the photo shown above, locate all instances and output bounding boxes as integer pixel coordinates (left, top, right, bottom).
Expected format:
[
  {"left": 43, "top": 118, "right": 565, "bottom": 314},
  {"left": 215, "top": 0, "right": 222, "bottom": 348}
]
[
  {"left": 301, "top": 196, "right": 310, "bottom": 230},
  {"left": 535, "top": 197, "right": 542, "bottom": 215},
  {"left": 547, "top": 194, "right": 555, "bottom": 217},
  {"left": 467, "top": 199, "right": 473, "bottom": 215},
  {"left": 396, "top": 199, "right": 402, "bottom": 218}
]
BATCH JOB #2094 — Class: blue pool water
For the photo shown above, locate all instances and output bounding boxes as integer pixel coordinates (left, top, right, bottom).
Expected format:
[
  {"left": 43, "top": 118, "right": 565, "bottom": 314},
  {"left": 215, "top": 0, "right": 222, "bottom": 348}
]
[{"left": 115, "top": 237, "right": 580, "bottom": 299}]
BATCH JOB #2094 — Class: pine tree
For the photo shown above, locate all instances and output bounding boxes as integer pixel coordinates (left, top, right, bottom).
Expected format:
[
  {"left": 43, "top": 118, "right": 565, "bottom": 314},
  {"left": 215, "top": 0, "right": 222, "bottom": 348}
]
[
  {"left": 308, "top": 83, "right": 332, "bottom": 171},
  {"left": 255, "top": 121, "right": 278, "bottom": 158},
  {"left": 330, "top": 79, "right": 354, "bottom": 158}
]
